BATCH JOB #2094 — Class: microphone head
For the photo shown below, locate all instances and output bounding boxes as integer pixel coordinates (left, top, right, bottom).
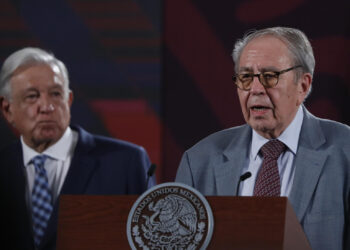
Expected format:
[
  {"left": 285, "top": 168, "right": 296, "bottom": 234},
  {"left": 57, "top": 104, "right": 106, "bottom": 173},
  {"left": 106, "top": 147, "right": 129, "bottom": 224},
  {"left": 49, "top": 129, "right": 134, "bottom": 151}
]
[
  {"left": 147, "top": 164, "right": 157, "bottom": 177},
  {"left": 240, "top": 172, "right": 252, "bottom": 181}
]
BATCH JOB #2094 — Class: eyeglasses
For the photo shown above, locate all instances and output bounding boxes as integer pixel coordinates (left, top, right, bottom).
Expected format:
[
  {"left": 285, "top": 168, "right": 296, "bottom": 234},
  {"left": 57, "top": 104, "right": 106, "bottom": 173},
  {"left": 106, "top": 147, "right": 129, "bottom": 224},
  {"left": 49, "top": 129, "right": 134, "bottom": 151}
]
[{"left": 232, "top": 65, "right": 302, "bottom": 91}]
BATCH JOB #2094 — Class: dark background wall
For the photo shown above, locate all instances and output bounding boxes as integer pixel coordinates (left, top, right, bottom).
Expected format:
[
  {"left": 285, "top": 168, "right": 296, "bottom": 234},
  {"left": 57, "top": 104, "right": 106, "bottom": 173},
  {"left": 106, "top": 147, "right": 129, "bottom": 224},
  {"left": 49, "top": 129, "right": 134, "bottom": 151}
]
[{"left": 0, "top": 0, "right": 349, "bottom": 183}]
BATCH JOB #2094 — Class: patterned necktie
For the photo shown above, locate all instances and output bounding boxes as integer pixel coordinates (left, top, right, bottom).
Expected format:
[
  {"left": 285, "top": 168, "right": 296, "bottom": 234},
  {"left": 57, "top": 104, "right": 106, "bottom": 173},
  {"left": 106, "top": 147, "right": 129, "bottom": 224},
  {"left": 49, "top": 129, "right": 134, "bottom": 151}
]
[
  {"left": 31, "top": 155, "right": 53, "bottom": 247},
  {"left": 253, "top": 140, "right": 286, "bottom": 196}
]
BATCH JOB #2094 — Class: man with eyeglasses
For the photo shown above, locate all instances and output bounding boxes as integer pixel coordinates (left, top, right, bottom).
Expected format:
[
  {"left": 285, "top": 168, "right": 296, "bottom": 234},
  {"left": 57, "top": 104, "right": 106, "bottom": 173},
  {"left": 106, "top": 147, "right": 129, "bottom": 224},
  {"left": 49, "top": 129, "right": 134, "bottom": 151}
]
[{"left": 176, "top": 27, "right": 350, "bottom": 250}]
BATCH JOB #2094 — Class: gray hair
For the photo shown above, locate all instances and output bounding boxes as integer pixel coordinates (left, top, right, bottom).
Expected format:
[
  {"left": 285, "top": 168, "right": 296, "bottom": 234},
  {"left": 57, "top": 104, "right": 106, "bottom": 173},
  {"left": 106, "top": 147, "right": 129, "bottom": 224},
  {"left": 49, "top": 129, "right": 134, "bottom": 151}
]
[
  {"left": 232, "top": 27, "right": 315, "bottom": 81},
  {"left": 0, "top": 47, "right": 70, "bottom": 100}
]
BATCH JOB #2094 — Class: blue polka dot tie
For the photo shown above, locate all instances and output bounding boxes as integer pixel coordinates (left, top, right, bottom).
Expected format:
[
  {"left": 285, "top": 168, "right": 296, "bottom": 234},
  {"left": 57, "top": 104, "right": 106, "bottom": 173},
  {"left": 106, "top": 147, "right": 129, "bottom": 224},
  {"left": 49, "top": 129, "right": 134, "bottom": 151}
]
[
  {"left": 31, "top": 155, "right": 53, "bottom": 247},
  {"left": 253, "top": 140, "right": 286, "bottom": 196}
]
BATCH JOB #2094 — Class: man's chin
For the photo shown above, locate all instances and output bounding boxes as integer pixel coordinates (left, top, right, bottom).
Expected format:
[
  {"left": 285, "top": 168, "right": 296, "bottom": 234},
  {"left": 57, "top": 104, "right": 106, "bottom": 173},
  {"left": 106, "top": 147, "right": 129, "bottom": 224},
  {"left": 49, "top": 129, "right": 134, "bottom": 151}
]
[
  {"left": 250, "top": 121, "right": 276, "bottom": 137},
  {"left": 250, "top": 118, "right": 272, "bottom": 130},
  {"left": 31, "top": 128, "right": 63, "bottom": 147}
]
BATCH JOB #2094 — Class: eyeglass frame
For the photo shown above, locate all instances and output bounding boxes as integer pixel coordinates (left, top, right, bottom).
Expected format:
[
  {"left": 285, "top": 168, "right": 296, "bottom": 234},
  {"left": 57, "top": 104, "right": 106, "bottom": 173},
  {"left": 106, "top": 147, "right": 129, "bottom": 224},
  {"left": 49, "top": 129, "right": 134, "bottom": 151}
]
[{"left": 232, "top": 65, "right": 302, "bottom": 91}]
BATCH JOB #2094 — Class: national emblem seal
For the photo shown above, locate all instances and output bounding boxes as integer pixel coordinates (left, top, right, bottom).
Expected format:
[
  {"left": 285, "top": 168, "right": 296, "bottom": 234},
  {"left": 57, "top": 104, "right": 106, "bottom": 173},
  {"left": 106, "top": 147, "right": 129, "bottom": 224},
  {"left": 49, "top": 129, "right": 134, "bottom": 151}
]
[{"left": 127, "top": 182, "right": 214, "bottom": 249}]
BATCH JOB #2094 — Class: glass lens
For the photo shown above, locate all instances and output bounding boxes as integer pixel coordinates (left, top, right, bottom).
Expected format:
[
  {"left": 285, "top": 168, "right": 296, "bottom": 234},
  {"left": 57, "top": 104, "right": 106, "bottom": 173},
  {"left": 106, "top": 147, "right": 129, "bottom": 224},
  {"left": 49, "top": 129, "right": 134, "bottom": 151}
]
[
  {"left": 262, "top": 72, "right": 278, "bottom": 87},
  {"left": 238, "top": 73, "right": 253, "bottom": 90}
]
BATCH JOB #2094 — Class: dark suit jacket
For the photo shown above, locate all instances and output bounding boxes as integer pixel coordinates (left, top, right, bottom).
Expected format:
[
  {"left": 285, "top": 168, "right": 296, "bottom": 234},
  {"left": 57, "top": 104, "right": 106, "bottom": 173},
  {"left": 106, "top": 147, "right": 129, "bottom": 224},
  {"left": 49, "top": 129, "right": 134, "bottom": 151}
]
[
  {"left": 0, "top": 125, "right": 155, "bottom": 250},
  {"left": 176, "top": 107, "right": 350, "bottom": 250}
]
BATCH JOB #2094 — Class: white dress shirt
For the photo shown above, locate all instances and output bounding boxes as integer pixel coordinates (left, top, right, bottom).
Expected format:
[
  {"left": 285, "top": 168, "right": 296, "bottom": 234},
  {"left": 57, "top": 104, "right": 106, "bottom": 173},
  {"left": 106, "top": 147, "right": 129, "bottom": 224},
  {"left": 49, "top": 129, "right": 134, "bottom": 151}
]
[
  {"left": 21, "top": 127, "right": 78, "bottom": 207},
  {"left": 239, "top": 105, "right": 304, "bottom": 197}
]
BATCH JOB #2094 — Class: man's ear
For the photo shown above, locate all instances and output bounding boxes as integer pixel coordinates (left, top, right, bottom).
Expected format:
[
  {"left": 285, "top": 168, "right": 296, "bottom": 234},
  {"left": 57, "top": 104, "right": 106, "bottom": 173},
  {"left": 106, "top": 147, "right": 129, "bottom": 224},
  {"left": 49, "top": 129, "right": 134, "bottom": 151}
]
[
  {"left": 0, "top": 97, "right": 14, "bottom": 125},
  {"left": 68, "top": 91, "right": 73, "bottom": 107},
  {"left": 297, "top": 72, "right": 312, "bottom": 106}
]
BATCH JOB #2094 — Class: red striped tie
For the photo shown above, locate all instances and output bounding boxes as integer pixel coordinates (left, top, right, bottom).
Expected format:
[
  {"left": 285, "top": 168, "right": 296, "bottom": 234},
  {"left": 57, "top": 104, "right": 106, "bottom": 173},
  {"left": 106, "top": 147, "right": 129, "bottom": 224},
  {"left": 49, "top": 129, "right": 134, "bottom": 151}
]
[{"left": 253, "top": 140, "right": 286, "bottom": 196}]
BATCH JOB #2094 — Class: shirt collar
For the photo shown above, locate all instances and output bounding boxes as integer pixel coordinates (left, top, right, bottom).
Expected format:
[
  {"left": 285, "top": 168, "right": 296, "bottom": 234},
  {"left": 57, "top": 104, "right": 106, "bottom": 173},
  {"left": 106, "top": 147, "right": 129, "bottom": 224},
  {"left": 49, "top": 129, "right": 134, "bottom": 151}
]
[
  {"left": 250, "top": 105, "right": 304, "bottom": 159},
  {"left": 22, "top": 127, "right": 74, "bottom": 166}
]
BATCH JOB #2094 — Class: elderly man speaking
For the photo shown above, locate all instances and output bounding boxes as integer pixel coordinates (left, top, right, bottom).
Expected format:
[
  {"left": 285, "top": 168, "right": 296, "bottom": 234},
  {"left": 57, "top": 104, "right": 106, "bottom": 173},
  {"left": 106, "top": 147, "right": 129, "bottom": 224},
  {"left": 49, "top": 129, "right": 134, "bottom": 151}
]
[
  {"left": 176, "top": 27, "right": 350, "bottom": 250},
  {"left": 0, "top": 47, "right": 155, "bottom": 250}
]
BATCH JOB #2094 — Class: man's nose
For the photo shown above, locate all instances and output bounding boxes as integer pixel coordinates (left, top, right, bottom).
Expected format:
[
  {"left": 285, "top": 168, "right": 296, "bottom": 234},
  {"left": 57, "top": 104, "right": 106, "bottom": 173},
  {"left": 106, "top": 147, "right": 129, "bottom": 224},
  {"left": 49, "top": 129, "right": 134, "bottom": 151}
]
[
  {"left": 38, "top": 95, "right": 55, "bottom": 113},
  {"left": 249, "top": 75, "right": 266, "bottom": 94}
]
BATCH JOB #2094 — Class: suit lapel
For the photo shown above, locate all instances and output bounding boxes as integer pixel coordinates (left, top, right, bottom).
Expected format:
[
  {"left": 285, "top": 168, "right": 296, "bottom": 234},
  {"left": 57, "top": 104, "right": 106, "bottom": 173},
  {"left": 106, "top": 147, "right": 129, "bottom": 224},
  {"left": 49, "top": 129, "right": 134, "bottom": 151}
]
[
  {"left": 43, "top": 152, "right": 98, "bottom": 247},
  {"left": 213, "top": 107, "right": 329, "bottom": 219},
  {"left": 289, "top": 108, "right": 328, "bottom": 221},
  {"left": 41, "top": 126, "right": 98, "bottom": 247},
  {"left": 60, "top": 126, "right": 98, "bottom": 194},
  {"left": 215, "top": 125, "right": 251, "bottom": 195},
  {"left": 59, "top": 150, "right": 97, "bottom": 194}
]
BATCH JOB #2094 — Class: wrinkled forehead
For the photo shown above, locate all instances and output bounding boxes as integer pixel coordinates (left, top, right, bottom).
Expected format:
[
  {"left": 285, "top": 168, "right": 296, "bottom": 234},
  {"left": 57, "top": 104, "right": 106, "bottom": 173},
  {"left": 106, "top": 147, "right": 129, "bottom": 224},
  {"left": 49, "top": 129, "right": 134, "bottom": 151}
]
[
  {"left": 13, "top": 61, "right": 58, "bottom": 76},
  {"left": 11, "top": 62, "right": 66, "bottom": 87},
  {"left": 239, "top": 36, "right": 294, "bottom": 70},
  {"left": 8, "top": 63, "right": 70, "bottom": 100}
]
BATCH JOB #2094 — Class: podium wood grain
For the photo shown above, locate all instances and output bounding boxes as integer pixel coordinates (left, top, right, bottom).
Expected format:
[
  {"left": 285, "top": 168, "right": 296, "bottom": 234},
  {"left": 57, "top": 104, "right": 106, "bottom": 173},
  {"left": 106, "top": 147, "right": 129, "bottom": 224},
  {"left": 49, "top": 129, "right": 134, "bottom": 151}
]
[{"left": 57, "top": 195, "right": 310, "bottom": 250}]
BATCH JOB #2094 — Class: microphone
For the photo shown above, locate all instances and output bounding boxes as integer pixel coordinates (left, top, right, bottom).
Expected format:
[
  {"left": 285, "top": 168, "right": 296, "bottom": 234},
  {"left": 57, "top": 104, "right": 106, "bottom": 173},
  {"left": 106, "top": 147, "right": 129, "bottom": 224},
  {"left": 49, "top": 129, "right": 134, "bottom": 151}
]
[
  {"left": 236, "top": 172, "right": 252, "bottom": 196},
  {"left": 145, "top": 164, "right": 157, "bottom": 190}
]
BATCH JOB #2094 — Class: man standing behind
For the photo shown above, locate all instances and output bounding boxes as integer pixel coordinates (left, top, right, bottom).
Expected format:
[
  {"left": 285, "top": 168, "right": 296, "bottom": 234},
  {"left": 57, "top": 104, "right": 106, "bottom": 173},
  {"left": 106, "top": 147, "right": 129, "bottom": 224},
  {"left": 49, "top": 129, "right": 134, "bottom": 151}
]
[
  {"left": 0, "top": 47, "right": 155, "bottom": 250},
  {"left": 176, "top": 27, "right": 350, "bottom": 249}
]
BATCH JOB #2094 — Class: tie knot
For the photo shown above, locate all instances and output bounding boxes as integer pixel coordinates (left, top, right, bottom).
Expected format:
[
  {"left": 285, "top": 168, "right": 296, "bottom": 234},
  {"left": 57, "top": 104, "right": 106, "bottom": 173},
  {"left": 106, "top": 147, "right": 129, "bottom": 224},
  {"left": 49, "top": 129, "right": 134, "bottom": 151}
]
[
  {"left": 31, "top": 155, "right": 48, "bottom": 170},
  {"left": 260, "top": 140, "right": 286, "bottom": 160}
]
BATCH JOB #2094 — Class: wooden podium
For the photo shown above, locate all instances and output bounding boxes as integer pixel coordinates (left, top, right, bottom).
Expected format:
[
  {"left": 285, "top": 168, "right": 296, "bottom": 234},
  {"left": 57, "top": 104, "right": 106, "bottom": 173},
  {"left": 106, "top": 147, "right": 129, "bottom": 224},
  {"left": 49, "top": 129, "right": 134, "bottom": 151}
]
[{"left": 57, "top": 195, "right": 311, "bottom": 250}]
